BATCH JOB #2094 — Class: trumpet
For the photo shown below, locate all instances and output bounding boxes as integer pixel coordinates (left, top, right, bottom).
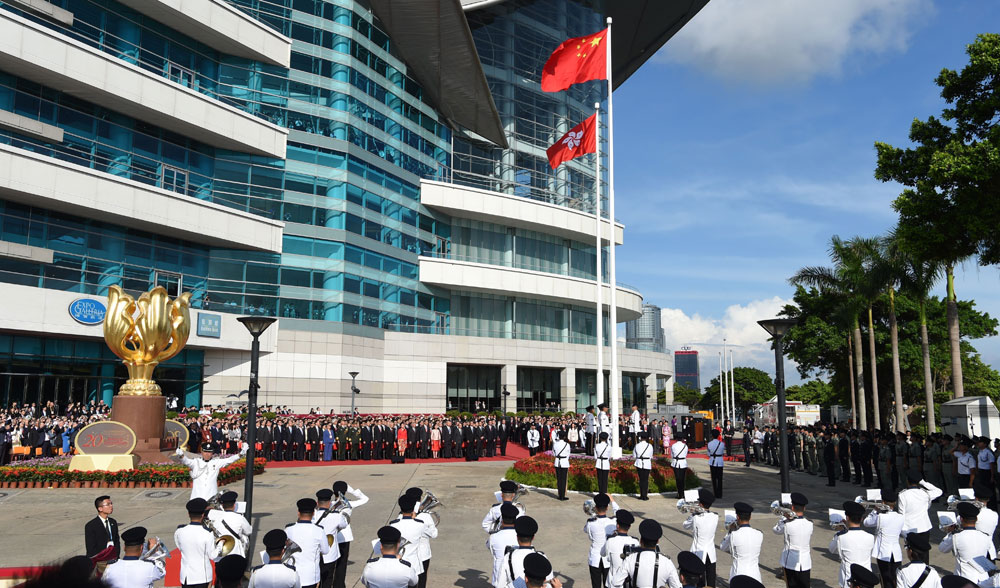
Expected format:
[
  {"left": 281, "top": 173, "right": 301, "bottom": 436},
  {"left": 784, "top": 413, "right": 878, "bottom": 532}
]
[
  {"left": 830, "top": 518, "right": 848, "bottom": 532},
  {"left": 202, "top": 518, "right": 237, "bottom": 557},
  {"left": 770, "top": 500, "right": 796, "bottom": 520},
  {"left": 140, "top": 537, "right": 170, "bottom": 564},
  {"left": 677, "top": 499, "right": 706, "bottom": 516},
  {"left": 946, "top": 495, "right": 985, "bottom": 511},
  {"left": 418, "top": 491, "right": 442, "bottom": 526},
  {"left": 281, "top": 540, "right": 301, "bottom": 565},
  {"left": 855, "top": 496, "right": 892, "bottom": 514}
]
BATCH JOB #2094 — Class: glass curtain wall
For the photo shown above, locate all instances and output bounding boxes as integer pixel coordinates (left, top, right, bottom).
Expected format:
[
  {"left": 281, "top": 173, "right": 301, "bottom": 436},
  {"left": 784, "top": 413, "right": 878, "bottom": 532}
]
[
  {"left": 517, "top": 367, "right": 561, "bottom": 412},
  {"left": 446, "top": 364, "right": 501, "bottom": 412}
]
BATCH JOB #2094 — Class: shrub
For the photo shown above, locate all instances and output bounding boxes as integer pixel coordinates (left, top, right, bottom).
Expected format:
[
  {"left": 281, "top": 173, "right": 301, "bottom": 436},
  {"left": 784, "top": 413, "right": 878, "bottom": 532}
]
[
  {"left": 166, "top": 411, "right": 179, "bottom": 419},
  {"left": 515, "top": 411, "right": 528, "bottom": 418},
  {"left": 186, "top": 411, "right": 200, "bottom": 418},
  {"left": 504, "top": 454, "right": 699, "bottom": 494},
  {"left": 564, "top": 411, "right": 577, "bottom": 417},
  {"left": 211, "top": 412, "right": 227, "bottom": 419},
  {"left": 262, "top": 412, "right": 278, "bottom": 421}
]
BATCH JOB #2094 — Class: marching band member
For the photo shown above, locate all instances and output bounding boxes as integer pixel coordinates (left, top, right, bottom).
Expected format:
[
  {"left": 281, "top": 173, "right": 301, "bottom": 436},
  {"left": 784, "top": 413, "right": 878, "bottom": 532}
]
[
  {"left": 595, "top": 433, "right": 611, "bottom": 495},
  {"left": 331, "top": 480, "right": 368, "bottom": 588},
  {"left": 773, "top": 492, "right": 813, "bottom": 588},
  {"left": 728, "top": 576, "right": 765, "bottom": 588},
  {"left": 217, "top": 554, "right": 248, "bottom": 588},
  {"left": 898, "top": 471, "right": 942, "bottom": 564},
  {"left": 829, "top": 501, "right": 875, "bottom": 588},
  {"left": 553, "top": 432, "right": 571, "bottom": 501},
  {"left": 285, "top": 498, "right": 331, "bottom": 588},
  {"left": 249, "top": 529, "right": 301, "bottom": 588},
  {"left": 939, "top": 502, "right": 991, "bottom": 584},
  {"left": 682, "top": 488, "right": 719, "bottom": 587},
  {"left": 896, "top": 533, "right": 941, "bottom": 588},
  {"left": 972, "top": 484, "right": 998, "bottom": 559},
  {"left": 862, "top": 490, "right": 903, "bottom": 588},
  {"left": 313, "top": 489, "right": 349, "bottom": 588},
  {"left": 719, "top": 502, "right": 763, "bottom": 582},
  {"left": 671, "top": 434, "right": 689, "bottom": 499},
  {"left": 633, "top": 433, "right": 653, "bottom": 500},
  {"left": 609, "top": 520, "right": 681, "bottom": 588},
  {"left": 482, "top": 481, "right": 525, "bottom": 533},
  {"left": 677, "top": 551, "right": 707, "bottom": 588},
  {"left": 206, "top": 491, "right": 252, "bottom": 558},
  {"left": 601, "top": 510, "right": 638, "bottom": 587},
  {"left": 100, "top": 527, "right": 165, "bottom": 588},
  {"left": 175, "top": 498, "right": 224, "bottom": 588},
  {"left": 523, "top": 552, "right": 563, "bottom": 588},
  {"left": 176, "top": 441, "right": 248, "bottom": 501},
  {"left": 390, "top": 495, "right": 435, "bottom": 587},
  {"left": 403, "top": 488, "right": 438, "bottom": 588},
  {"left": 486, "top": 504, "right": 519, "bottom": 587},
  {"left": 847, "top": 564, "right": 881, "bottom": 588},
  {"left": 361, "top": 526, "right": 418, "bottom": 588},
  {"left": 584, "top": 493, "right": 616, "bottom": 588},
  {"left": 498, "top": 516, "right": 553, "bottom": 588}
]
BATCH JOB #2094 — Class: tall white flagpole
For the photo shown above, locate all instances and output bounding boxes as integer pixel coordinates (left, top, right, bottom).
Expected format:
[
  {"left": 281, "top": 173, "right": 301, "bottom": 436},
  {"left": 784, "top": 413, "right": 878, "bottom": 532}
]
[
  {"left": 605, "top": 17, "right": 621, "bottom": 457},
  {"left": 719, "top": 352, "right": 725, "bottom": 424},
  {"left": 594, "top": 103, "right": 604, "bottom": 410},
  {"left": 729, "top": 349, "right": 736, "bottom": 422},
  {"left": 722, "top": 339, "right": 728, "bottom": 424}
]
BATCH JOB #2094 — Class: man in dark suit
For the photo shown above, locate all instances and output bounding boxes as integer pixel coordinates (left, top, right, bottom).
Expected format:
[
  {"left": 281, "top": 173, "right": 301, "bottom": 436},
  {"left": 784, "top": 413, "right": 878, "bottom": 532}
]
[
  {"left": 839, "top": 430, "right": 852, "bottom": 482},
  {"left": 371, "top": 421, "right": 383, "bottom": 460},
  {"left": 441, "top": 421, "right": 452, "bottom": 459},
  {"left": 260, "top": 422, "right": 274, "bottom": 461},
  {"left": 272, "top": 422, "right": 284, "bottom": 462},
  {"left": 361, "top": 423, "right": 373, "bottom": 460},
  {"left": 484, "top": 421, "right": 496, "bottom": 457},
  {"left": 454, "top": 422, "right": 464, "bottom": 458},
  {"left": 85, "top": 495, "right": 120, "bottom": 573},
  {"left": 307, "top": 422, "right": 321, "bottom": 461},
  {"left": 498, "top": 419, "right": 509, "bottom": 456}
]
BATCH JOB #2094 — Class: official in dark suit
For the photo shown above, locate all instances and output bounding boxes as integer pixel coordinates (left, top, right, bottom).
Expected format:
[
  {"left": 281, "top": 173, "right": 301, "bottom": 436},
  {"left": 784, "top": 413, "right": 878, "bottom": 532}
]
[
  {"left": 484, "top": 423, "right": 496, "bottom": 457},
  {"left": 307, "top": 423, "right": 321, "bottom": 461},
  {"left": 838, "top": 431, "right": 851, "bottom": 482},
  {"left": 499, "top": 420, "right": 509, "bottom": 456},
  {"left": 260, "top": 423, "right": 273, "bottom": 461},
  {"left": 361, "top": 424, "right": 373, "bottom": 460},
  {"left": 85, "top": 495, "right": 120, "bottom": 572},
  {"left": 441, "top": 423, "right": 452, "bottom": 459},
  {"left": 272, "top": 424, "right": 284, "bottom": 462},
  {"left": 292, "top": 423, "right": 306, "bottom": 461},
  {"left": 454, "top": 424, "right": 464, "bottom": 458}
]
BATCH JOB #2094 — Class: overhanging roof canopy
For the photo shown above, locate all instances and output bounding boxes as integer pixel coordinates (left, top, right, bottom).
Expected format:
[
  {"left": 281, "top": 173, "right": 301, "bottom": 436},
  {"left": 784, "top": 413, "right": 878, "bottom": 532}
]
[{"left": 367, "top": 0, "right": 508, "bottom": 148}]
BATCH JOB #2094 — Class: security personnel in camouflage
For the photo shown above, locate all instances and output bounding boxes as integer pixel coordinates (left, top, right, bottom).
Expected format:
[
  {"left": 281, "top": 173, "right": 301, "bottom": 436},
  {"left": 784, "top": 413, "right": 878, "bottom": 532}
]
[
  {"left": 894, "top": 434, "right": 909, "bottom": 489},
  {"left": 877, "top": 435, "right": 894, "bottom": 491},
  {"left": 336, "top": 425, "right": 348, "bottom": 461},
  {"left": 817, "top": 431, "right": 827, "bottom": 478}
]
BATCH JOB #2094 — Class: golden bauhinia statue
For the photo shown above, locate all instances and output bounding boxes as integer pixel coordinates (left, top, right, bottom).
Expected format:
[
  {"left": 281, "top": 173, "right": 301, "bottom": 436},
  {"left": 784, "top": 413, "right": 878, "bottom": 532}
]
[{"left": 103, "top": 285, "right": 192, "bottom": 396}]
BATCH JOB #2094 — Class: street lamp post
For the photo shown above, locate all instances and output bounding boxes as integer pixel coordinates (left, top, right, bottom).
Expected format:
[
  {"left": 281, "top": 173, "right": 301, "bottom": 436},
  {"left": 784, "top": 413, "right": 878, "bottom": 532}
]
[
  {"left": 349, "top": 371, "right": 360, "bottom": 415},
  {"left": 757, "top": 317, "right": 797, "bottom": 494},
  {"left": 236, "top": 316, "right": 276, "bottom": 526},
  {"left": 502, "top": 384, "right": 510, "bottom": 413}
]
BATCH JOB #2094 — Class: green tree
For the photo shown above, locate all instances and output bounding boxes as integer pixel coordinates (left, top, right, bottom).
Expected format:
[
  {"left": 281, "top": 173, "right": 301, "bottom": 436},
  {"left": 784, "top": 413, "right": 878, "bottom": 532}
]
[
  {"left": 702, "top": 367, "right": 776, "bottom": 418},
  {"left": 875, "top": 34, "right": 1000, "bottom": 398},
  {"left": 671, "top": 383, "right": 701, "bottom": 408},
  {"left": 786, "top": 380, "right": 837, "bottom": 405}
]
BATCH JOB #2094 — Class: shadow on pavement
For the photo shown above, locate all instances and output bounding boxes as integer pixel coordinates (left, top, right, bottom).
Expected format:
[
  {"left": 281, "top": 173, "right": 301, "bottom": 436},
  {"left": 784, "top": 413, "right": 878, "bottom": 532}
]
[{"left": 454, "top": 568, "right": 490, "bottom": 587}]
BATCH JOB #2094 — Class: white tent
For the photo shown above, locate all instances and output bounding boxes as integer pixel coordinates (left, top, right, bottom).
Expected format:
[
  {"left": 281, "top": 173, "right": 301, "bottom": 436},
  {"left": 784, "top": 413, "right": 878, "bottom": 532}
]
[{"left": 940, "top": 396, "right": 1000, "bottom": 439}]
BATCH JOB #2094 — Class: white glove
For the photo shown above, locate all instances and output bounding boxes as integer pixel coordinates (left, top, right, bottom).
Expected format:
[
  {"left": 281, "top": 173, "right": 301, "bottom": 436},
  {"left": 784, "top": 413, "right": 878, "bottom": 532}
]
[
  {"left": 240, "top": 442, "right": 249, "bottom": 454},
  {"left": 175, "top": 448, "right": 184, "bottom": 456}
]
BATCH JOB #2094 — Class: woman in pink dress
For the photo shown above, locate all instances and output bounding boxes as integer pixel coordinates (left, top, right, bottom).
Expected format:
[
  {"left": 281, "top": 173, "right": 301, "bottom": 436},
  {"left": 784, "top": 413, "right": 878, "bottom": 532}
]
[
  {"left": 661, "top": 419, "right": 671, "bottom": 453},
  {"left": 431, "top": 421, "right": 442, "bottom": 458}
]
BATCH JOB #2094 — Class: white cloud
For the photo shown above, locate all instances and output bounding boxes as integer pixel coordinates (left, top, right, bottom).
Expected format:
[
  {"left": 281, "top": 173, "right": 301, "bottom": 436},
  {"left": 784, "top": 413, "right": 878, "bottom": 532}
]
[
  {"left": 661, "top": 296, "right": 801, "bottom": 384},
  {"left": 660, "top": 0, "right": 932, "bottom": 84}
]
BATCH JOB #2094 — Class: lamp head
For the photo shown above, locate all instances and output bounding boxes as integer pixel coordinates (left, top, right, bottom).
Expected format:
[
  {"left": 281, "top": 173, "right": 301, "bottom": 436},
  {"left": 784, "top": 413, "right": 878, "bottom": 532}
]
[
  {"left": 237, "top": 316, "right": 276, "bottom": 337},
  {"left": 348, "top": 371, "right": 359, "bottom": 379},
  {"left": 757, "top": 318, "right": 798, "bottom": 338}
]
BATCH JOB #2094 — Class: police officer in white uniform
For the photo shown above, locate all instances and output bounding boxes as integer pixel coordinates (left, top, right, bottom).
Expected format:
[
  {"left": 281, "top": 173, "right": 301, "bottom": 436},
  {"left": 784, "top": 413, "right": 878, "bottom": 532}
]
[
  {"left": 553, "top": 432, "right": 571, "bottom": 501},
  {"left": 633, "top": 433, "right": 653, "bottom": 501},
  {"left": 285, "top": 498, "right": 331, "bottom": 588},
  {"left": 682, "top": 488, "right": 719, "bottom": 587},
  {"left": 174, "top": 498, "right": 224, "bottom": 588},
  {"left": 629, "top": 404, "right": 641, "bottom": 448},
  {"left": 898, "top": 470, "right": 942, "bottom": 564},
  {"left": 176, "top": 441, "right": 248, "bottom": 501},
  {"left": 719, "top": 502, "right": 762, "bottom": 582},
  {"left": 101, "top": 526, "right": 165, "bottom": 588},
  {"left": 601, "top": 510, "right": 638, "bottom": 587},
  {"left": 706, "top": 430, "right": 726, "bottom": 499},
  {"left": 973, "top": 484, "right": 998, "bottom": 559},
  {"left": 313, "top": 488, "right": 349, "bottom": 588},
  {"left": 829, "top": 501, "right": 875, "bottom": 588},
  {"left": 939, "top": 501, "right": 992, "bottom": 583},
  {"left": 677, "top": 552, "right": 707, "bottom": 588},
  {"left": 498, "top": 516, "right": 554, "bottom": 588},
  {"left": 609, "top": 519, "right": 681, "bottom": 588},
  {"left": 584, "top": 493, "right": 616, "bottom": 588},
  {"left": 671, "top": 434, "right": 689, "bottom": 499},
  {"left": 390, "top": 494, "right": 435, "bottom": 584},
  {"left": 895, "top": 533, "right": 941, "bottom": 588},
  {"left": 361, "top": 526, "right": 418, "bottom": 588},
  {"left": 773, "top": 492, "right": 813, "bottom": 588},
  {"left": 331, "top": 480, "right": 368, "bottom": 588},
  {"left": 862, "top": 489, "right": 903, "bottom": 588},
  {"left": 527, "top": 426, "right": 541, "bottom": 457},
  {"left": 523, "top": 552, "right": 562, "bottom": 588},
  {"left": 483, "top": 481, "right": 526, "bottom": 533},
  {"left": 207, "top": 491, "right": 253, "bottom": 558},
  {"left": 402, "top": 487, "right": 438, "bottom": 588},
  {"left": 487, "top": 504, "right": 520, "bottom": 587},
  {"left": 585, "top": 406, "right": 597, "bottom": 455},
  {"left": 249, "top": 529, "right": 301, "bottom": 588},
  {"left": 598, "top": 404, "right": 611, "bottom": 441},
  {"left": 594, "top": 433, "right": 612, "bottom": 496}
]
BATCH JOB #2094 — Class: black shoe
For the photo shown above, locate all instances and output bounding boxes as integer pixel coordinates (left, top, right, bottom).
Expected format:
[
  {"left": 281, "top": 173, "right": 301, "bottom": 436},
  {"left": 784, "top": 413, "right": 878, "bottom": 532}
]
[
  {"left": 558, "top": 497, "right": 569, "bottom": 501},
  {"left": 826, "top": 483, "right": 836, "bottom": 487}
]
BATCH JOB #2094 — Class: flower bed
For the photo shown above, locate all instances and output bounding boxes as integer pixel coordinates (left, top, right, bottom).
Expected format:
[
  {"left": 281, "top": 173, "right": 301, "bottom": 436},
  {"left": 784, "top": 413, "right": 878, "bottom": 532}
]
[
  {"left": 505, "top": 454, "right": 699, "bottom": 494},
  {"left": 0, "top": 458, "right": 266, "bottom": 489}
]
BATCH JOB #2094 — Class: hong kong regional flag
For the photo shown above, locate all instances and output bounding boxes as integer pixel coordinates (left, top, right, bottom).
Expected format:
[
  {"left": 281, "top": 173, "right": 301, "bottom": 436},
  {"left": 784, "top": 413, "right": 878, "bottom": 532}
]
[
  {"left": 541, "top": 28, "right": 608, "bottom": 92},
  {"left": 546, "top": 114, "right": 597, "bottom": 169}
]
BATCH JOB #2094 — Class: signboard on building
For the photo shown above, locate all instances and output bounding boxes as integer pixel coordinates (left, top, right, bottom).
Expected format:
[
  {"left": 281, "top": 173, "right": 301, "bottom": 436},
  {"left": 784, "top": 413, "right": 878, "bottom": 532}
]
[
  {"left": 68, "top": 298, "right": 106, "bottom": 325},
  {"left": 74, "top": 421, "right": 137, "bottom": 455},
  {"left": 197, "top": 313, "right": 222, "bottom": 338}
]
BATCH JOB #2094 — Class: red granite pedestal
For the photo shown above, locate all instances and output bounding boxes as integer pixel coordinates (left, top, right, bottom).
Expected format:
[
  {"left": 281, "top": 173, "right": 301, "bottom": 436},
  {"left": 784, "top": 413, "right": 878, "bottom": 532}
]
[{"left": 110, "top": 395, "right": 167, "bottom": 463}]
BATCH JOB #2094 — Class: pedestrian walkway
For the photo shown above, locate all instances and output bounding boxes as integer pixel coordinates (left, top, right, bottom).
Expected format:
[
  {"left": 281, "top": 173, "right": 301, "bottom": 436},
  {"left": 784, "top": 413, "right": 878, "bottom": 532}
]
[{"left": 263, "top": 442, "right": 529, "bottom": 468}]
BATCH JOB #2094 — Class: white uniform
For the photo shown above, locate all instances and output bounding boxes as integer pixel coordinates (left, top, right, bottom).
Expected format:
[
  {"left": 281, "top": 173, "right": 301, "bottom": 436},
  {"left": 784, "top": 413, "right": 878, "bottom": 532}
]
[
  {"left": 101, "top": 556, "right": 165, "bottom": 588},
  {"left": 595, "top": 441, "right": 611, "bottom": 471},
  {"left": 361, "top": 555, "right": 418, "bottom": 588},
  {"left": 482, "top": 502, "right": 525, "bottom": 533},
  {"left": 498, "top": 546, "right": 553, "bottom": 588},
  {"left": 707, "top": 439, "right": 725, "bottom": 468},
  {"left": 682, "top": 511, "right": 719, "bottom": 565},
  {"left": 630, "top": 410, "right": 641, "bottom": 434},
  {"left": 956, "top": 451, "right": 976, "bottom": 476},
  {"left": 337, "top": 485, "right": 369, "bottom": 543},
  {"left": 248, "top": 560, "right": 302, "bottom": 588},
  {"left": 977, "top": 505, "right": 998, "bottom": 559},
  {"left": 608, "top": 549, "right": 681, "bottom": 588},
  {"left": 177, "top": 446, "right": 246, "bottom": 501},
  {"left": 553, "top": 439, "right": 570, "bottom": 468},
  {"left": 174, "top": 522, "right": 223, "bottom": 585},
  {"left": 720, "top": 524, "right": 763, "bottom": 581},
  {"left": 207, "top": 508, "right": 253, "bottom": 557},
  {"left": 284, "top": 520, "right": 331, "bottom": 587},
  {"left": 939, "top": 527, "right": 992, "bottom": 583},
  {"left": 599, "top": 412, "right": 611, "bottom": 437},
  {"left": 527, "top": 430, "right": 540, "bottom": 450},
  {"left": 773, "top": 517, "right": 813, "bottom": 571},
  {"left": 586, "top": 413, "right": 596, "bottom": 436},
  {"left": 602, "top": 533, "right": 639, "bottom": 587},
  {"left": 487, "top": 527, "right": 518, "bottom": 587},
  {"left": 584, "top": 515, "right": 616, "bottom": 568},
  {"left": 312, "top": 508, "right": 349, "bottom": 564},
  {"left": 634, "top": 441, "right": 652, "bottom": 470},
  {"left": 895, "top": 561, "right": 942, "bottom": 588},
  {"left": 390, "top": 515, "right": 436, "bottom": 574},
  {"left": 863, "top": 510, "right": 904, "bottom": 564},
  {"left": 670, "top": 441, "right": 688, "bottom": 469},
  {"left": 829, "top": 528, "right": 876, "bottom": 587},
  {"left": 898, "top": 481, "right": 943, "bottom": 535}
]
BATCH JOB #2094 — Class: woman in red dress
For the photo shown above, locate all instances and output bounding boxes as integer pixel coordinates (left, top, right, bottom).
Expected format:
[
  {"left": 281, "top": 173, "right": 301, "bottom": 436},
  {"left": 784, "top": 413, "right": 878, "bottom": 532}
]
[{"left": 396, "top": 423, "right": 408, "bottom": 457}]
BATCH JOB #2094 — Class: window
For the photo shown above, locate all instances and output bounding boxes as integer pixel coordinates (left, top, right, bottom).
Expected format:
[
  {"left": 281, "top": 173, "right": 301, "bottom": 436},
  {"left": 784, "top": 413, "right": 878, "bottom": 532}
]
[
  {"left": 155, "top": 271, "right": 181, "bottom": 297},
  {"left": 161, "top": 166, "right": 188, "bottom": 195},
  {"left": 167, "top": 63, "right": 195, "bottom": 89}
]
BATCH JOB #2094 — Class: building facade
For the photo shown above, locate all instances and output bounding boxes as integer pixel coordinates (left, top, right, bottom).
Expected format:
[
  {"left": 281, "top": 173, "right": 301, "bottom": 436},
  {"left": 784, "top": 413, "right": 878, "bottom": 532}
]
[
  {"left": 674, "top": 349, "right": 700, "bottom": 391},
  {"left": 0, "top": 0, "right": 705, "bottom": 413},
  {"left": 625, "top": 303, "right": 665, "bottom": 353}
]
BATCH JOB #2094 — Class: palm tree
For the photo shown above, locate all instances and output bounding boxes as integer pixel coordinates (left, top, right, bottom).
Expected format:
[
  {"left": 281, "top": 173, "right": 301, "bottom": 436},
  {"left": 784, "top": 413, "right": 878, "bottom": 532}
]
[
  {"left": 945, "top": 262, "right": 967, "bottom": 398},
  {"left": 791, "top": 236, "right": 869, "bottom": 429},
  {"left": 852, "top": 236, "right": 885, "bottom": 429},
  {"left": 879, "top": 234, "right": 909, "bottom": 432}
]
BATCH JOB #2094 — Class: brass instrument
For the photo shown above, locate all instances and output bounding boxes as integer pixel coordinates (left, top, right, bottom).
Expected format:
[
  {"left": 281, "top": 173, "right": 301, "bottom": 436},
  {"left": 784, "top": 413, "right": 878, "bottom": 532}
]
[
  {"left": 205, "top": 491, "right": 225, "bottom": 511},
  {"left": 281, "top": 540, "right": 301, "bottom": 565},
  {"left": 677, "top": 499, "right": 706, "bottom": 516},
  {"left": 583, "top": 499, "right": 597, "bottom": 517},
  {"left": 332, "top": 494, "right": 352, "bottom": 525},
  {"left": 770, "top": 500, "right": 796, "bottom": 520},
  {"left": 726, "top": 520, "right": 739, "bottom": 532},
  {"left": 946, "top": 495, "right": 985, "bottom": 511},
  {"left": 202, "top": 518, "right": 237, "bottom": 557},
  {"left": 854, "top": 495, "right": 892, "bottom": 514},
  {"left": 396, "top": 537, "right": 412, "bottom": 561},
  {"left": 417, "top": 491, "right": 442, "bottom": 526},
  {"left": 140, "top": 537, "right": 170, "bottom": 564}
]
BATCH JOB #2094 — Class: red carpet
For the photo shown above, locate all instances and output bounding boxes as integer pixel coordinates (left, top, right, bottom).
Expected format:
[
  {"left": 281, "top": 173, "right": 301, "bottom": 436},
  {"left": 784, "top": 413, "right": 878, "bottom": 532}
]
[
  {"left": 164, "top": 548, "right": 213, "bottom": 587},
  {"left": 264, "top": 442, "right": 529, "bottom": 468}
]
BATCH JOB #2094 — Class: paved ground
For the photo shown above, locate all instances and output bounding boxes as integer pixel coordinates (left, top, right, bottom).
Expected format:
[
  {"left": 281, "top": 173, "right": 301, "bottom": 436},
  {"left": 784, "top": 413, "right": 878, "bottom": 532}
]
[{"left": 0, "top": 456, "right": 960, "bottom": 587}]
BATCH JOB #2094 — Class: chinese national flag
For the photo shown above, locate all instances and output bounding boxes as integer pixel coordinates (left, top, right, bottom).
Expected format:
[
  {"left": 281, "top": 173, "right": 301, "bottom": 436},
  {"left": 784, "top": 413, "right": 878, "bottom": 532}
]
[
  {"left": 541, "top": 28, "right": 608, "bottom": 92},
  {"left": 546, "top": 114, "right": 597, "bottom": 169}
]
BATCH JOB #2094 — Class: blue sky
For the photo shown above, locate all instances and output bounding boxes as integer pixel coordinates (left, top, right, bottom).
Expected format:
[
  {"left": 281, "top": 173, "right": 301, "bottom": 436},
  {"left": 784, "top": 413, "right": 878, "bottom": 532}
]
[{"left": 610, "top": 0, "right": 1000, "bottom": 384}]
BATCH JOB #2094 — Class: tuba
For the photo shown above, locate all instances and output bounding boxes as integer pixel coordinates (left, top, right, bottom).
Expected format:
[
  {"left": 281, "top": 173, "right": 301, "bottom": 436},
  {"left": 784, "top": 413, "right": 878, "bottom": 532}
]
[
  {"left": 281, "top": 540, "right": 301, "bottom": 565},
  {"left": 332, "top": 494, "right": 352, "bottom": 525},
  {"left": 770, "top": 500, "right": 796, "bottom": 521},
  {"left": 205, "top": 491, "right": 225, "bottom": 511},
  {"left": 202, "top": 518, "right": 237, "bottom": 557},
  {"left": 677, "top": 498, "right": 705, "bottom": 516},
  {"left": 947, "top": 495, "right": 985, "bottom": 512},
  {"left": 418, "top": 491, "right": 442, "bottom": 526},
  {"left": 140, "top": 537, "right": 170, "bottom": 564},
  {"left": 583, "top": 500, "right": 597, "bottom": 517}
]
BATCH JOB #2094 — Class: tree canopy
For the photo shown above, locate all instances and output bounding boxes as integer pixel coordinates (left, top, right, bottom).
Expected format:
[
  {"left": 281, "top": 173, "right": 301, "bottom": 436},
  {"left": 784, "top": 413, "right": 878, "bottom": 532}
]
[{"left": 702, "top": 367, "right": 776, "bottom": 412}]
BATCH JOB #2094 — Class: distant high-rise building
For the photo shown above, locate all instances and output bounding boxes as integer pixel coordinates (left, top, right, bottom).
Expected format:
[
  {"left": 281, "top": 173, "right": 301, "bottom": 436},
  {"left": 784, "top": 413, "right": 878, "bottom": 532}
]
[
  {"left": 674, "top": 348, "right": 700, "bottom": 391},
  {"left": 626, "top": 304, "right": 666, "bottom": 353}
]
